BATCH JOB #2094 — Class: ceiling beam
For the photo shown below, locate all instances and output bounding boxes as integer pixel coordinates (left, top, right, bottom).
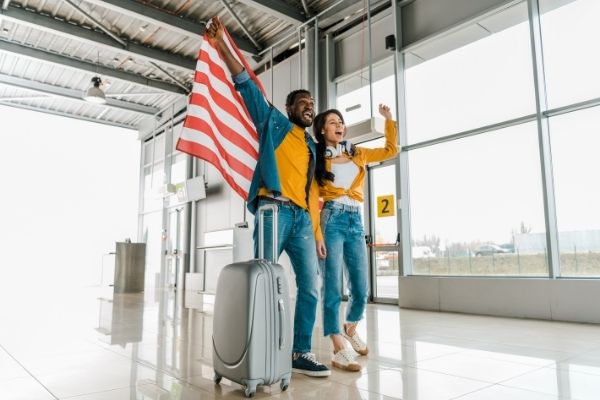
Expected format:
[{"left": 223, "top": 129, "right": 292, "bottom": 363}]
[
  {"left": 80, "top": 0, "right": 259, "bottom": 53},
  {"left": 0, "top": 100, "right": 136, "bottom": 129},
  {"left": 0, "top": 73, "right": 159, "bottom": 114},
  {"left": 63, "top": 0, "right": 127, "bottom": 47},
  {"left": 235, "top": 0, "right": 306, "bottom": 24},
  {"left": 0, "top": 6, "right": 197, "bottom": 72},
  {"left": 220, "top": 0, "right": 262, "bottom": 50},
  {"left": 0, "top": 40, "right": 186, "bottom": 95}
]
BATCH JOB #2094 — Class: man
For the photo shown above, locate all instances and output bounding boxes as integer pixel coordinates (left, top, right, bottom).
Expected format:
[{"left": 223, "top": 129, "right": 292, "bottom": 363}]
[{"left": 206, "top": 17, "right": 330, "bottom": 377}]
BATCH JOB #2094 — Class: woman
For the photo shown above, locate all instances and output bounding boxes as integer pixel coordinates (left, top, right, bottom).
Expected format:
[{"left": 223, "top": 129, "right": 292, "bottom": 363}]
[{"left": 313, "top": 104, "right": 398, "bottom": 371}]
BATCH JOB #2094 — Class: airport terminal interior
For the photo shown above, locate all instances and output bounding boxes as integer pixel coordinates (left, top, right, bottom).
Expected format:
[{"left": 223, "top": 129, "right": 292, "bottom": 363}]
[{"left": 2, "top": 0, "right": 600, "bottom": 399}]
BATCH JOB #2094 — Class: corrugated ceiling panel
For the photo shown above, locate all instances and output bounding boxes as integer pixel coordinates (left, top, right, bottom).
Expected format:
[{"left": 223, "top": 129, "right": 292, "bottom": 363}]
[{"left": 2, "top": 0, "right": 354, "bottom": 130}]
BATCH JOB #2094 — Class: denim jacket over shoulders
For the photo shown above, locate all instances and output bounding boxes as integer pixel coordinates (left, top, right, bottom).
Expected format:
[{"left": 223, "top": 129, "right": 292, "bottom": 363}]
[{"left": 233, "top": 70, "right": 316, "bottom": 214}]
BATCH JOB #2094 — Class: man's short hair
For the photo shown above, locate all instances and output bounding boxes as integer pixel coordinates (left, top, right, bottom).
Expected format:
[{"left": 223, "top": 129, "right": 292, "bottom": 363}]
[{"left": 285, "top": 89, "right": 311, "bottom": 107}]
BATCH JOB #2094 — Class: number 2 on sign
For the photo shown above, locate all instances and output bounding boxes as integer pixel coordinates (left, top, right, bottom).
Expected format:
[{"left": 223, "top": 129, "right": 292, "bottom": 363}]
[{"left": 377, "top": 195, "right": 395, "bottom": 218}]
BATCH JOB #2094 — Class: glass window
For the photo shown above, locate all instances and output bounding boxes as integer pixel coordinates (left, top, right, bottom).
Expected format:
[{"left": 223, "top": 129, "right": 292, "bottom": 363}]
[
  {"left": 166, "top": 154, "right": 188, "bottom": 207},
  {"left": 540, "top": 0, "right": 600, "bottom": 108},
  {"left": 408, "top": 122, "right": 548, "bottom": 276},
  {"left": 141, "top": 211, "right": 163, "bottom": 289},
  {"left": 336, "top": 58, "right": 397, "bottom": 126},
  {"left": 404, "top": 2, "right": 535, "bottom": 144},
  {"left": 143, "top": 162, "right": 165, "bottom": 213},
  {"left": 550, "top": 106, "right": 600, "bottom": 277}
]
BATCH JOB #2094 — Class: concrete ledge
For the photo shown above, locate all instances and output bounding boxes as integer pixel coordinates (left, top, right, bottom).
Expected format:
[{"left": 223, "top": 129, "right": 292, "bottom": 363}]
[{"left": 399, "top": 276, "right": 600, "bottom": 324}]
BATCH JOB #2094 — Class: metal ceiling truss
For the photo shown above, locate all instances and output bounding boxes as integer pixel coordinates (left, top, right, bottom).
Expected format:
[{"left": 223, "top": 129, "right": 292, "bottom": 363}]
[
  {"left": 148, "top": 61, "right": 190, "bottom": 93},
  {"left": 0, "top": 6, "right": 197, "bottom": 72},
  {"left": 0, "top": 99, "right": 137, "bottom": 128},
  {"left": 0, "top": 94, "right": 48, "bottom": 101},
  {"left": 235, "top": 0, "right": 307, "bottom": 24},
  {"left": 78, "top": 0, "right": 259, "bottom": 54},
  {"left": 0, "top": 73, "right": 159, "bottom": 115},
  {"left": 0, "top": 40, "right": 186, "bottom": 95},
  {"left": 220, "top": 0, "right": 262, "bottom": 50},
  {"left": 300, "top": 0, "right": 312, "bottom": 17},
  {"left": 63, "top": 0, "right": 127, "bottom": 47}
]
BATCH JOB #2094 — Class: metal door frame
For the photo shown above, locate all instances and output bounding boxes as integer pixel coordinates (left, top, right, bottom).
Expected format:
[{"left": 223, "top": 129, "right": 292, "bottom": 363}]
[{"left": 365, "top": 158, "right": 401, "bottom": 304}]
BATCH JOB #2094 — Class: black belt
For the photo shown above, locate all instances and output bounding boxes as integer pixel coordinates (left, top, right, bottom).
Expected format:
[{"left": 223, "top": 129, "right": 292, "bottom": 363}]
[{"left": 258, "top": 196, "right": 303, "bottom": 209}]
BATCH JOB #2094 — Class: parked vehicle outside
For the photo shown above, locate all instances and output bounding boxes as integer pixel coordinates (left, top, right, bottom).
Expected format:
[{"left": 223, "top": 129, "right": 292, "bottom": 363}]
[
  {"left": 412, "top": 246, "right": 435, "bottom": 259},
  {"left": 474, "top": 244, "right": 510, "bottom": 256}
]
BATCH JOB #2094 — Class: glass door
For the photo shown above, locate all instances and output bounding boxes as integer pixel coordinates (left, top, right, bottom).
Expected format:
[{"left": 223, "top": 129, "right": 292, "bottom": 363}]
[
  {"left": 165, "top": 207, "right": 185, "bottom": 289},
  {"left": 365, "top": 161, "right": 400, "bottom": 302}
]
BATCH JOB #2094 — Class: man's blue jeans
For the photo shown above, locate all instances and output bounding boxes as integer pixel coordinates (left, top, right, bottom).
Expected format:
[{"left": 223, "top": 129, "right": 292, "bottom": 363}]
[
  {"left": 254, "top": 198, "right": 319, "bottom": 353},
  {"left": 319, "top": 202, "right": 369, "bottom": 337}
]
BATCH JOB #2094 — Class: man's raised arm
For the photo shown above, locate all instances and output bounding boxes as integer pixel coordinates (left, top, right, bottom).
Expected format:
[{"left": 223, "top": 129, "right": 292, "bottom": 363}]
[{"left": 206, "top": 17, "right": 244, "bottom": 76}]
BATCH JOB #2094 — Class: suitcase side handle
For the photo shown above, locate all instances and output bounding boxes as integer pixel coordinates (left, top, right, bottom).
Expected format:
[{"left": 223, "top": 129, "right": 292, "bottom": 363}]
[
  {"left": 257, "top": 204, "right": 278, "bottom": 263},
  {"left": 278, "top": 299, "right": 285, "bottom": 349}
]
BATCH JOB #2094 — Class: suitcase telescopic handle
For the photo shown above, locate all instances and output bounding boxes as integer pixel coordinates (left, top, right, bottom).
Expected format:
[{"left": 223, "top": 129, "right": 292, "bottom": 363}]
[{"left": 257, "top": 204, "right": 278, "bottom": 263}]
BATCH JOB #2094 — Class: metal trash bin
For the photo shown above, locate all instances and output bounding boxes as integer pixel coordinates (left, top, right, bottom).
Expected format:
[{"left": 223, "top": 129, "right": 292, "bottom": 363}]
[{"left": 113, "top": 242, "right": 146, "bottom": 293}]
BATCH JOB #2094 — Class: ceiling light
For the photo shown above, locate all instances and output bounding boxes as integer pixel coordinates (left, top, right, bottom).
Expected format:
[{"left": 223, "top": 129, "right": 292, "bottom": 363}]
[{"left": 83, "top": 76, "right": 106, "bottom": 104}]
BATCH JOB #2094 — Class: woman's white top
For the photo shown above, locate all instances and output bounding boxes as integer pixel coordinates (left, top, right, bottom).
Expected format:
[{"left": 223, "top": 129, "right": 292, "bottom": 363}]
[{"left": 330, "top": 161, "right": 361, "bottom": 207}]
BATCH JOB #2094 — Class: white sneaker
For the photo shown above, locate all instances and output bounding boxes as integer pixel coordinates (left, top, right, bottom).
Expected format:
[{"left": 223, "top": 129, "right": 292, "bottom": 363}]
[
  {"left": 331, "top": 348, "right": 361, "bottom": 372},
  {"left": 342, "top": 325, "right": 368, "bottom": 356}
]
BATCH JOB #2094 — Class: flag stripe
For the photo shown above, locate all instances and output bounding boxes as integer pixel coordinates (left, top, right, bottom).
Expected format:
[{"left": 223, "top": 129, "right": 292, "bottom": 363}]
[
  {"left": 190, "top": 76, "right": 257, "bottom": 142},
  {"left": 223, "top": 29, "right": 267, "bottom": 95},
  {"left": 187, "top": 93, "right": 258, "bottom": 159},
  {"left": 194, "top": 55, "right": 254, "bottom": 136},
  {"left": 183, "top": 114, "right": 255, "bottom": 180},
  {"left": 179, "top": 126, "right": 253, "bottom": 185},
  {"left": 185, "top": 101, "right": 257, "bottom": 166},
  {"left": 176, "top": 29, "right": 265, "bottom": 201},
  {"left": 177, "top": 138, "right": 249, "bottom": 199}
]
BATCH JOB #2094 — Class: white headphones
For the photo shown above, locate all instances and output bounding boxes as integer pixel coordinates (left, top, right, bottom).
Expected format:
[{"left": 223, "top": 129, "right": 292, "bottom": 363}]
[{"left": 324, "top": 141, "right": 353, "bottom": 158}]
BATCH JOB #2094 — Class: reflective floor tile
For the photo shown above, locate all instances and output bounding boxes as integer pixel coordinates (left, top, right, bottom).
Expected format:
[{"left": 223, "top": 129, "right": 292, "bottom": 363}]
[
  {"left": 460, "top": 343, "right": 573, "bottom": 367},
  {"left": 0, "top": 350, "right": 29, "bottom": 383},
  {"left": 352, "top": 367, "right": 490, "bottom": 400},
  {"left": 0, "top": 376, "right": 55, "bottom": 400},
  {"left": 412, "top": 353, "right": 543, "bottom": 383},
  {"left": 454, "top": 384, "right": 565, "bottom": 399},
  {"left": 501, "top": 366, "right": 600, "bottom": 399}
]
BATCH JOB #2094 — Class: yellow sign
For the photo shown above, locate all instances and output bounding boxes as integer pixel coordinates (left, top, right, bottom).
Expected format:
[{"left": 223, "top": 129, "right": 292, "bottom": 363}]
[{"left": 377, "top": 195, "right": 395, "bottom": 218}]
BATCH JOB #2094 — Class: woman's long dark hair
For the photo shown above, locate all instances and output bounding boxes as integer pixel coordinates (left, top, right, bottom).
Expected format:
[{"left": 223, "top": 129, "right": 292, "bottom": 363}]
[{"left": 314, "top": 109, "right": 344, "bottom": 186}]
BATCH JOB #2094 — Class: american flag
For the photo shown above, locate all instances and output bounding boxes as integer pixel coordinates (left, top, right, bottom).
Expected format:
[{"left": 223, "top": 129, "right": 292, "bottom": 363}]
[{"left": 176, "top": 28, "right": 265, "bottom": 200}]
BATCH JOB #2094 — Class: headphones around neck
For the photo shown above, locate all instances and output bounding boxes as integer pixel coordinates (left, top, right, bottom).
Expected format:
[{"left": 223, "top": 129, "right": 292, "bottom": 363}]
[{"left": 324, "top": 141, "right": 353, "bottom": 158}]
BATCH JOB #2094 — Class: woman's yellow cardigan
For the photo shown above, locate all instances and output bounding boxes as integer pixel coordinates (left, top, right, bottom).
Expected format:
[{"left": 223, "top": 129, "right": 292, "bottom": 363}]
[{"left": 310, "top": 119, "right": 398, "bottom": 241}]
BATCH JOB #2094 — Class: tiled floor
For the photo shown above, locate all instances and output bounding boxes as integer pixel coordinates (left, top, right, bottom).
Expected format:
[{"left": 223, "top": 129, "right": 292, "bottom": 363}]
[{"left": 2, "top": 286, "right": 600, "bottom": 400}]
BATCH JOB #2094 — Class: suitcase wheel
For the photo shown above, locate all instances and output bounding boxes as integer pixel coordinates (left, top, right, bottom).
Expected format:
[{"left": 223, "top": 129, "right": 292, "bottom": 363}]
[
  {"left": 213, "top": 374, "right": 221, "bottom": 384},
  {"left": 280, "top": 380, "right": 289, "bottom": 391},
  {"left": 243, "top": 379, "right": 259, "bottom": 397}
]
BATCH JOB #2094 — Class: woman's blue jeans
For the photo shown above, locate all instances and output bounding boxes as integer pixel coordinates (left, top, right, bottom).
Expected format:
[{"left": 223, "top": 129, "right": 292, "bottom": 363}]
[
  {"left": 319, "top": 202, "right": 369, "bottom": 337},
  {"left": 254, "top": 198, "right": 319, "bottom": 353}
]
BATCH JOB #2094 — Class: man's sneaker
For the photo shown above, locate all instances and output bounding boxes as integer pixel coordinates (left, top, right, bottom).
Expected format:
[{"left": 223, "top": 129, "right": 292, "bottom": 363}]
[
  {"left": 292, "top": 352, "right": 331, "bottom": 377},
  {"left": 343, "top": 325, "right": 369, "bottom": 356},
  {"left": 331, "top": 348, "right": 362, "bottom": 372}
]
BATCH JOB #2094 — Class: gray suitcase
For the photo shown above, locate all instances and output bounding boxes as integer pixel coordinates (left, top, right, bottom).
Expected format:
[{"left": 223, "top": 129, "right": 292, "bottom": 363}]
[{"left": 212, "top": 204, "right": 292, "bottom": 398}]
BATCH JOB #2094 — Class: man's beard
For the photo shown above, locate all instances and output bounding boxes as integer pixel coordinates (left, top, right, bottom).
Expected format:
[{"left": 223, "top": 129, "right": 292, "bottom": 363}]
[{"left": 289, "top": 113, "right": 311, "bottom": 128}]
